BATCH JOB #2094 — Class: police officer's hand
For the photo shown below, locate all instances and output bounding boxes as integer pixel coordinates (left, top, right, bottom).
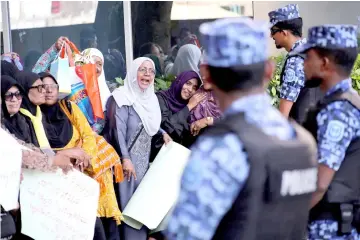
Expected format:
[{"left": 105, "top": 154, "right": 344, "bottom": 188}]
[{"left": 187, "top": 93, "right": 207, "bottom": 111}]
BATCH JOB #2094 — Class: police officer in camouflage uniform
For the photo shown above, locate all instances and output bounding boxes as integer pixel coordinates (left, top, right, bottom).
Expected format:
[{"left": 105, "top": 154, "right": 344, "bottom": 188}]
[
  {"left": 292, "top": 24, "right": 360, "bottom": 240},
  {"left": 268, "top": 4, "right": 323, "bottom": 123},
  {"left": 165, "top": 17, "right": 318, "bottom": 240}
]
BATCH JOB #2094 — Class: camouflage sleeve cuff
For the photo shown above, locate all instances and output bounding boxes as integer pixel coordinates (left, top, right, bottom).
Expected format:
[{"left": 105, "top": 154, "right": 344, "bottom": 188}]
[{"left": 279, "top": 84, "right": 301, "bottom": 102}]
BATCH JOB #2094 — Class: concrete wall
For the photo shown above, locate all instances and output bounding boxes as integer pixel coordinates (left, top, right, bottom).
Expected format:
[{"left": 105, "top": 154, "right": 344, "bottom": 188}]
[{"left": 254, "top": 1, "right": 360, "bottom": 56}]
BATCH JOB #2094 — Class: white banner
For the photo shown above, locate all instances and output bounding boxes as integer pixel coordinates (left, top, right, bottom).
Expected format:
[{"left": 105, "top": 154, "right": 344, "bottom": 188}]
[
  {"left": 20, "top": 169, "right": 99, "bottom": 240},
  {"left": 0, "top": 128, "right": 22, "bottom": 211},
  {"left": 122, "top": 141, "right": 191, "bottom": 231}
]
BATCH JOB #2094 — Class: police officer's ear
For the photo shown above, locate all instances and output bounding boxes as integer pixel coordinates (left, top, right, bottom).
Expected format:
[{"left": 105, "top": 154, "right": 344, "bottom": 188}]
[
  {"left": 320, "top": 56, "right": 332, "bottom": 72},
  {"left": 312, "top": 49, "right": 332, "bottom": 73},
  {"left": 263, "top": 59, "right": 276, "bottom": 84},
  {"left": 282, "top": 30, "right": 290, "bottom": 37}
]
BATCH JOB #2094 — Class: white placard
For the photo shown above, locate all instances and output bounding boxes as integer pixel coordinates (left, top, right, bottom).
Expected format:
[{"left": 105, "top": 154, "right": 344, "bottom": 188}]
[
  {"left": 122, "top": 141, "right": 191, "bottom": 230},
  {"left": 20, "top": 169, "right": 99, "bottom": 240},
  {"left": 0, "top": 128, "right": 23, "bottom": 211}
]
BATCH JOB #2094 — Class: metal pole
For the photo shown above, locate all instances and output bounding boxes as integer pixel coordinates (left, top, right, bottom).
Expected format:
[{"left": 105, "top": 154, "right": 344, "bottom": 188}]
[
  {"left": 1, "top": 1, "right": 12, "bottom": 53},
  {"left": 252, "top": 1, "right": 255, "bottom": 19},
  {"left": 123, "top": 1, "right": 133, "bottom": 72}
]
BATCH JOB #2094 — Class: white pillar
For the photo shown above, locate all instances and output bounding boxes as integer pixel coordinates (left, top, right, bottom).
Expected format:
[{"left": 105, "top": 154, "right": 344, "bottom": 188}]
[
  {"left": 1, "top": 1, "right": 12, "bottom": 53},
  {"left": 123, "top": 1, "right": 133, "bottom": 72}
]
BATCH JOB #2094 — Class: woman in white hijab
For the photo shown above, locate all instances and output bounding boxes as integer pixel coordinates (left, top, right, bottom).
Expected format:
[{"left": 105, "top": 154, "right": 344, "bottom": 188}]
[
  {"left": 166, "top": 44, "right": 202, "bottom": 76},
  {"left": 81, "top": 48, "right": 112, "bottom": 134},
  {"left": 104, "top": 57, "right": 171, "bottom": 240},
  {"left": 82, "top": 48, "right": 112, "bottom": 111}
]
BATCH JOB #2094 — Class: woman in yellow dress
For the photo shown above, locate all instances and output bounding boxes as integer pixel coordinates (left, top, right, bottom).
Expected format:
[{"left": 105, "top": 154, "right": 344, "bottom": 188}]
[{"left": 39, "top": 72, "right": 123, "bottom": 240}]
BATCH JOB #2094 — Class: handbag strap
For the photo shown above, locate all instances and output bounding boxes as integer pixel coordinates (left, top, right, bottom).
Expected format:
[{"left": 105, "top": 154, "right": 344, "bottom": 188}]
[
  {"left": 128, "top": 125, "right": 144, "bottom": 152},
  {"left": 54, "top": 41, "right": 67, "bottom": 61},
  {"left": 65, "top": 39, "right": 81, "bottom": 54}
]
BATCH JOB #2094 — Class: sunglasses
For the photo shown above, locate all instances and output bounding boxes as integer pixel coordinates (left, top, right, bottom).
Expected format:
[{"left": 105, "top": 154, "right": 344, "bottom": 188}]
[
  {"left": 5, "top": 91, "right": 22, "bottom": 101},
  {"left": 270, "top": 28, "right": 283, "bottom": 36},
  {"left": 29, "top": 84, "right": 45, "bottom": 93}
]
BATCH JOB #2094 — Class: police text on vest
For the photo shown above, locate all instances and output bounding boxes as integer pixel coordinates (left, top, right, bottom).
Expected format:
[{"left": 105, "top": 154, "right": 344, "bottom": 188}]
[{"left": 280, "top": 168, "right": 317, "bottom": 196}]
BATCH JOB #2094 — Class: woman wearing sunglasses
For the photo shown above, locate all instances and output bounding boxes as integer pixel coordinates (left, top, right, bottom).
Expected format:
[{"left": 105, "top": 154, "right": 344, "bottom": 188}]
[
  {"left": 1, "top": 74, "right": 33, "bottom": 143},
  {"left": 1, "top": 75, "right": 77, "bottom": 172},
  {"left": 12, "top": 71, "right": 90, "bottom": 166},
  {"left": 12, "top": 71, "right": 47, "bottom": 147},
  {"left": 1, "top": 75, "right": 74, "bottom": 240}
]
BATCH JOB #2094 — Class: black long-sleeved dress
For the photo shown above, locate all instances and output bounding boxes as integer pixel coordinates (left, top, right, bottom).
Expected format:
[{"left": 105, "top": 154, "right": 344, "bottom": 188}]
[{"left": 149, "top": 92, "right": 193, "bottom": 161}]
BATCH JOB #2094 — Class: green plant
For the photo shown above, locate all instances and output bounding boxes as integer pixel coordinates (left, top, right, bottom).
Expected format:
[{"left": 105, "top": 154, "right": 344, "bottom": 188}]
[
  {"left": 268, "top": 54, "right": 286, "bottom": 107},
  {"left": 154, "top": 74, "right": 176, "bottom": 91},
  {"left": 115, "top": 77, "right": 124, "bottom": 86},
  {"left": 351, "top": 54, "right": 360, "bottom": 92}
]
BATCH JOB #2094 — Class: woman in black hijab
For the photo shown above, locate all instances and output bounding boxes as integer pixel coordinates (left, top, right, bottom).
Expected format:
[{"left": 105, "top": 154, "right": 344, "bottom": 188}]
[
  {"left": 14, "top": 71, "right": 46, "bottom": 147},
  {"left": 1, "top": 75, "right": 35, "bottom": 144},
  {"left": 15, "top": 71, "right": 45, "bottom": 114},
  {"left": 1, "top": 74, "right": 74, "bottom": 240},
  {"left": 38, "top": 72, "right": 73, "bottom": 148}
]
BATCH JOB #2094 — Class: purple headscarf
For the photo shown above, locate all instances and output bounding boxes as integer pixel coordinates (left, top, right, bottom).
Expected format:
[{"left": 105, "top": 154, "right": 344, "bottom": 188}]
[{"left": 157, "top": 70, "right": 201, "bottom": 113}]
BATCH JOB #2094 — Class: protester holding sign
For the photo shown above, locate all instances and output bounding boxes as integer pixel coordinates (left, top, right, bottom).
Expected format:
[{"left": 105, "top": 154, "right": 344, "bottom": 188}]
[
  {"left": 0, "top": 91, "right": 73, "bottom": 240},
  {"left": 1, "top": 75, "right": 74, "bottom": 171},
  {"left": 39, "top": 72, "right": 123, "bottom": 240}
]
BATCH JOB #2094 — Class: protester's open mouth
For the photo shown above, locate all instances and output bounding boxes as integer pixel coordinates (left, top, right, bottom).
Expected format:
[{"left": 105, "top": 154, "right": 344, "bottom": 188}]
[{"left": 141, "top": 79, "right": 150, "bottom": 86}]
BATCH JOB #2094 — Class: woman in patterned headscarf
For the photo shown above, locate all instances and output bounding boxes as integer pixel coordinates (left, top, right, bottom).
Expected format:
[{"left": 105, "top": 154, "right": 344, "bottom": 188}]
[
  {"left": 79, "top": 48, "right": 112, "bottom": 134},
  {"left": 82, "top": 48, "right": 111, "bottom": 111}
]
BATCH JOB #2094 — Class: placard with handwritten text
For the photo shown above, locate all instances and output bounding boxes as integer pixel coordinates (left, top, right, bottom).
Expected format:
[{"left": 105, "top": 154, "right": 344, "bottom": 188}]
[{"left": 20, "top": 169, "right": 99, "bottom": 240}]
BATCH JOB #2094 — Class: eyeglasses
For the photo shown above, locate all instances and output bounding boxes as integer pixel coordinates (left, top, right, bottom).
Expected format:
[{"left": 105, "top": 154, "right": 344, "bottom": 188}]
[
  {"left": 270, "top": 28, "right": 282, "bottom": 36},
  {"left": 44, "top": 84, "right": 59, "bottom": 91},
  {"left": 29, "top": 84, "right": 45, "bottom": 93},
  {"left": 4, "top": 91, "right": 22, "bottom": 101},
  {"left": 138, "top": 67, "right": 155, "bottom": 76}
]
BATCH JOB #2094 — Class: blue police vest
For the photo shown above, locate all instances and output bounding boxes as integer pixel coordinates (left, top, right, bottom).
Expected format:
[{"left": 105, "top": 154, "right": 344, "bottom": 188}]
[{"left": 205, "top": 112, "right": 317, "bottom": 240}]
